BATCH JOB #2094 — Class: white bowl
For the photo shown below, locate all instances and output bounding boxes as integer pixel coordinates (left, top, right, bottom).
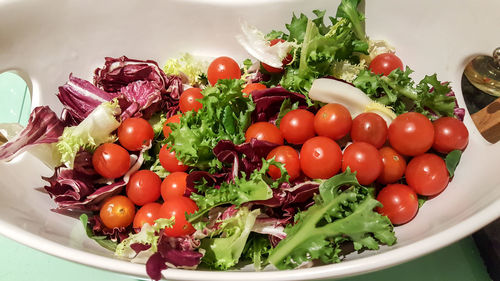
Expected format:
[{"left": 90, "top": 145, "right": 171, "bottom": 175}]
[{"left": 1, "top": 0, "right": 499, "bottom": 280}]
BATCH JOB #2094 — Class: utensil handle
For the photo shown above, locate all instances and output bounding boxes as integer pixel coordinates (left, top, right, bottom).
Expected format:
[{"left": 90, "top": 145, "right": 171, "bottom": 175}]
[{"left": 471, "top": 97, "right": 500, "bottom": 143}]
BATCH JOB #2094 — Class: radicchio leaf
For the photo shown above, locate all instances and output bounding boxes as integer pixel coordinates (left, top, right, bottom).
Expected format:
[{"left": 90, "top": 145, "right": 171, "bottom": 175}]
[
  {"left": 212, "top": 138, "right": 279, "bottom": 181},
  {"left": 145, "top": 234, "right": 203, "bottom": 281},
  {"left": 57, "top": 74, "right": 119, "bottom": 125},
  {"left": 0, "top": 106, "right": 64, "bottom": 162},
  {"left": 250, "top": 86, "right": 310, "bottom": 123},
  {"left": 119, "top": 80, "right": 163, "bottom": 120},
  {"left": 43, "top": 151, "right": 143, "bottom": 211}
]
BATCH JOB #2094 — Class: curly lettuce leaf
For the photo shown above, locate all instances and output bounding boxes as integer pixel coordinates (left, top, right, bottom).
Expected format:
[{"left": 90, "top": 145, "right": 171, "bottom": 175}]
[
  {"left": 267, "top": 169, "right": 396, "bottom": 269},
  {"left": 163, "top": 53, "right": 208, "bottom": 85},
  {"left": 200, "top": 207, "right": 260, "bottom": 270},
  {"left": 56, "top": 100, "right": 121, "bottom": 168},
  {"left": 242, "top": 233, "right": 272, "bottom": 270},
  {"left": 279, "top": 11, "right": 368, "bottom": 101},
  {"left": 167, "top": 79, "right": 255, "bottom": 170},
  {"left": 115, "top": 217, "right": 175, "bottom": 258},
  {"left": 353, "top": 67, "right": 456, "bottom": 119},
  {"left": 188, "top": 160, "right": 275, "bottom": 222}
]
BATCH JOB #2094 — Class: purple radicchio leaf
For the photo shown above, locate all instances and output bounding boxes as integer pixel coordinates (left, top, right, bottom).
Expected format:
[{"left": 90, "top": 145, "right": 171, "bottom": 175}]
[
  {"left": 119, "top": 80, "right": 163, "bottom": 120},
  {"left": 43, "top": 151, "right": 144, "bottom": 212},
  {"left": 446, "top": 89, "right": 465, "bottom": 121},
  {"left": 87, "top": 214, "right": 130, "bottom": 243},
  {"left": 57, "top": 74, "right": 119, "bottom": 125},
  {"left": 252, "top": 215, "right": 287, "bottom": 241},
  {"left": 212, "top": 138, "right": 279, "bottom": 181},
  {"left": 145, "top": 234, "right": 203, "bottom": 281},
  {"left": 94, "top": 56, "right": 169, "bottom": 94},
  {"left": 0, "top": 106, "right": 64, "bottom": 161},
  {"left": 130, "top": 243, "right": 152, "bottom": 255},
  {"left": 250, "top": 86, "right": 310, "bottom": 123}
]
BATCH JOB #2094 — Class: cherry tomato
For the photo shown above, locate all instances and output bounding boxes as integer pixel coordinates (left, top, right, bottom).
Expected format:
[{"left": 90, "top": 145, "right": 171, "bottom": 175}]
[
  {"left": 163, "top": 114, "right": 181, "bottom": 139},
  {"left": 126, "top": 170, "right": 161, "bottom": 206},
  {"left": 261, "top": 39, "right": 293, "bottom": 73},
  {"left": 266, "top": 146, "right": 301, "bottom": 181},
  {"left": 280, "top": 109, "right": 316, "bottom": 144},
  {"left": 92, "top": 143, "right": 130, "bottom": 179},
  {"left": 161, "top": 172, "right": 188, "bottom": 200},
  {"left": 369, "top": 53, "right": 404, "bottom": 76},
  {"left": 377, "top": 147, "right": 406, "bottom": 185},
  {"left": 179, "top": 88, "right": 204, "bottom": 113},
  {"left": 388, "top": 112, "right": 434, "bottom": 156},
  {"left": 242, "top": 83, "right": 267, "bottom": 97},
  {"left": 314, "top": 103, "right": 352, "bottom": 141},
  {"left": 159, "top": 196, "right": 198, "bottom": 237},
  {"left": 159, "top": 144, "right": 188, "bottom": 173},
  {"left": 300, "top": 136, "right": 342, "bottom": 179},
  {"left": 342, "top": 142, "right": 383, "bottom": 185},
  {"left": 117, "top": 117, "right": 154, "bottom": 151},
  {"left": 432, "top": 117, "right": 469, "bottom": 154},
  {"left": 405, "top": 153, "right": 449, "bottom": 196},
  {"left": 351, "top": 112, "right": 388, "bottom": 148},
  {"left": 133, "top": 202, "right": 162, "bottom": 229},
  {"left": 376, "top": 184, "right": 418, "bottom": 225},
  {"left": 207, "top": 56, "right": 241, "bottom": 86},
  {"left": 99, "top": 195, "right": 135, "bottom": 229},
  {"left": 245, "top": 122, "right": 284, "bottom": 145}
]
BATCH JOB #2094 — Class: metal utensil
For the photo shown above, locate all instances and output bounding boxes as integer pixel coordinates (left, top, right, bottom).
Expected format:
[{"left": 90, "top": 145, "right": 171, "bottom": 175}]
[{"left": 463, "top": 47, "right": 500, "bottom": 143}]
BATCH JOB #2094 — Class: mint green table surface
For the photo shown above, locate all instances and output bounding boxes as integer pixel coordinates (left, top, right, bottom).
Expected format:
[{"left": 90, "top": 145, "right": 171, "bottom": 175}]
[{"left": 0, "top": 73, "right": 492, "bottom": 281}]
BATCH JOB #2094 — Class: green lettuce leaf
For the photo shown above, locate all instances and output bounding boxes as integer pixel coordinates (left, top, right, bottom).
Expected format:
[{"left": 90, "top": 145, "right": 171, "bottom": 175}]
[
  {"left": 115, "top": 217, "right": 175, "bottom": 258},
  {"left": 167, "top": 79, "right": 255, "bottom": 170},
  {"left": 188, "top": 160, "right": 275, "bottom": 222},
  {"left": 56, "top": 100, "right": 121, "bottom": 168},
  {"left": 80, "top": 214, "right": 118, "bottom": 252},
  {"left": 353, "top": 67, "right": 456, "bottom": 119},
  {"left": 242, "top": 233, "right": 272, "bottom": 270},
  {"left": 267, "top": 169, "right": 396, "bottom": 269},
  {"left": 200, "top": 207, "right": 260, "bottom": 270}
]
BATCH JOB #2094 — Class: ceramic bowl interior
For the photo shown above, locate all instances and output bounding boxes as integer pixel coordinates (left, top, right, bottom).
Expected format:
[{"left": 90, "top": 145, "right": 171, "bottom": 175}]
[{"left": 0, "top": 0, "right": 499, "bottom": 280}]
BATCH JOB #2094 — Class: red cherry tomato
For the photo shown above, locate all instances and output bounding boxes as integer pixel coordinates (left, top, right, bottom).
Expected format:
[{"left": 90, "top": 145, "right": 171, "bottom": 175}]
[
  {"left": 242, "top": 83, "right": 267, "bottom": 97},
  {"left": 432, "top": 117, "right": 469, "bottom": 154},
  {"left": 280, "top": 109, "right": 316, "bottom": 144},
  {"left": 117, "top": 117, "right": 155, "bottom": 151},
  {"left": 388, "top": 112, "right": 434, "bottom": 156},
  {"left": 159, "top": 197, "right": 198, "bottom": 237},
  {"left": 405, "top": 153, "right": 449, "bottom": 196},
  {"left": 369, "top": 53, "right": 404, "bottom": 76},
  {"left": 207, "top": 56, "right": 241, "bottom": 86},
  {"left": 376, "top": 184, "right": 418, "bottom": 225},
  {"left": 266, "top": 145, "right": 301, "bottom": 181},
  {"left": 92, "top": 143, "right": 130, "bottom": 179},
  {"left": 126, "top": 170, "right": 161, "bottom": 206},
  {"left": 377, "top": 146, "right": 406, "bottom": 185},
  {"left": 159, "top": 145, "right": 188, "bottom": 173},
  {"left": 245, "top": 122, "right": 284, "bottom": 145},
  {"left": 161, "top": 172, "right": 188, "bottom": 200},
  {"left": 179, "top": 88, "right": 204, "bottom": 113},
  {"left": 163, "top": 114, "right": 181, "bottom": 139},
  {"left": 133, "top": 202, "right": 162, "bottom": 229},
  {"left": 300, "top": 136, "right": 342, "bottom": 179},
  {"left": 314, "top": 103, "right": 352, "bottom": 141},
  {"left": 351, "top": 112, "right": 388, "bottom": 148},
  {"left": 99, "top": 195, "right": 135, "bottom": 229},
  {"left": 261, "top": 39, "right": 293, "bottom": 73},
  {"left": 342, "top": 142, "right": 383, "bottom": 185}
]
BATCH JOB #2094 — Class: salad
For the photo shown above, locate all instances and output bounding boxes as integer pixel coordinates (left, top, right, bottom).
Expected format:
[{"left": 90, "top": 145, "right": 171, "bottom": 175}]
[{"left": 0, "top": 0, "right": 469, "bottom": 280}]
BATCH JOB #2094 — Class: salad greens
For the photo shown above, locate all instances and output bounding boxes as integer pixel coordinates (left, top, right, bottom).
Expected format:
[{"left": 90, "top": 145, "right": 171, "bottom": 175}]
[
  {"left": 353, "top": 67, "right": 457, "bottom": 120},
  {"left": 266, "top": 0, "right": 368, "bottom": 101},
  {"left": 167, "top": 79, "right": 255, "bottom": 170},
  {"left": 268, "top": 170, "right": 396, "bottom": 269},
  {"left": 0, "top": 0, "right": 466, "bottom": 279}
]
